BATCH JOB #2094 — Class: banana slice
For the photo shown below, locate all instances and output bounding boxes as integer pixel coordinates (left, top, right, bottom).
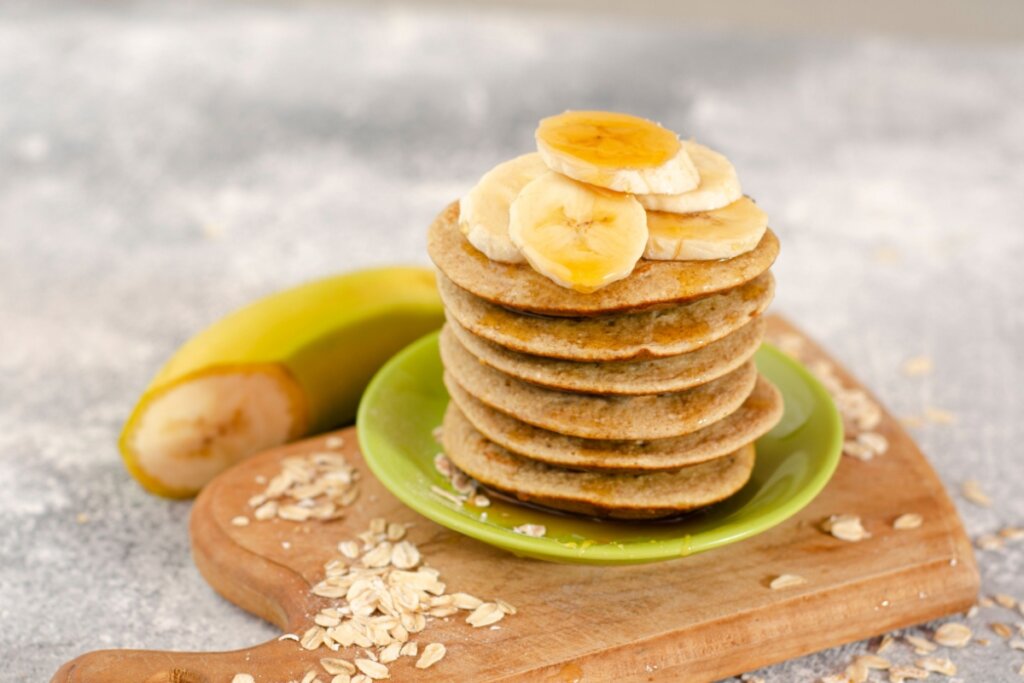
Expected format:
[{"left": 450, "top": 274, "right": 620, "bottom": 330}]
[
  {"left": 535, "top": 111, "right": 699, "bottom": 195},
  {"left": 637, "top": 141, "right": 742, "bottom": 214},
  {"left": 458, "top": 153, "right": 548, "bottom": 263},
  {"left": 509, "top": 171, "right": 648, "bottom": 293},
  {"left": 645, "top": 196, "right": 767, "bottom": 261}
]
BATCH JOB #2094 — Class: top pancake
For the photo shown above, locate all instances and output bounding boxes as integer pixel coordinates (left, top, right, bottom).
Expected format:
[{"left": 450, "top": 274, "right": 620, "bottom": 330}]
[{"left": 427, "top": 201, "right": 780, "bottom": 316}]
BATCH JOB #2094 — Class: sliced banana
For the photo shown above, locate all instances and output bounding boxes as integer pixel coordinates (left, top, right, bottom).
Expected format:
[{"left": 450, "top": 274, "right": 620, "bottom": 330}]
[
  {"left": 458, "top": 153, "right": 548, "bottom": 263},
  {"left": 130, "top": 370, "right": 299, "bottom": 492},
  {"left": 637, "top": 141, "right": 742, "bottom": 214},
  {"left": 509, "top": 171, "right": 648, "bottom": 293},
  {"left": 645, "top": 196, "right": 767, "bottom": 261},
  {"left": 535, "top": 110, "right": 699, "bottom": 195}
]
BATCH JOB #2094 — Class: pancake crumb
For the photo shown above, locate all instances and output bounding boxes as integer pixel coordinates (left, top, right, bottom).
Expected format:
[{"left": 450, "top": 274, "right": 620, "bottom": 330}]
[{"left": 512, "top": 523, "right": 546, "bottom": 537}]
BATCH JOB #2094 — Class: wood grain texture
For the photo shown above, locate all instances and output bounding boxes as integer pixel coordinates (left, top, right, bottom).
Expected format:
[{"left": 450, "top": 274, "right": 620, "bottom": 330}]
[{"left": 52, "top": 316, "right": 979, "bottom": 683}]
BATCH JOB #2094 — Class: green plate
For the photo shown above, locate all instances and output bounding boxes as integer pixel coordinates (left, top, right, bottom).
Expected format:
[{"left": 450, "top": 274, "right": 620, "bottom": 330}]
[{"left": 358, "top": 331, "right": 843, "bottom": 565}]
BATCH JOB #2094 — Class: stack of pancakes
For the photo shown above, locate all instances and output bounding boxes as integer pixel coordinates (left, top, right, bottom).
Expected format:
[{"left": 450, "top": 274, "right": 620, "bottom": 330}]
[{"left": 427, "top": 202, "right": 783, "bottom": 519}]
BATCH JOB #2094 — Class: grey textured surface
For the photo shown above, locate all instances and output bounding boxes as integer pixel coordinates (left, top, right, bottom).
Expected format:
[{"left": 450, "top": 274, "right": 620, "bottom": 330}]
[{"left": 1, "top": 2, "right": 1023, "bottom": 681}]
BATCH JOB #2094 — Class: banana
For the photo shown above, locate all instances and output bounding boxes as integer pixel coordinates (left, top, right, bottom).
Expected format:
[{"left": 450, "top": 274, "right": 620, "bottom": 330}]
[
  {"left": 508, "top": 170, "right": 648, "bottom": 293},
  {"left": 645, "top": 196, "right": 768, "bottom": 261},
  {"left": 120, "top": 267, "right": 444, "bottom": 498},
  {"left": 535, "top": 111, "right": 699, "bottom": 195},
  {"left": 458, "top": 153, "right": 548, "bottom": 263},
  {"left": 636, "top": 140, "right": 742, "bottom": 214}
]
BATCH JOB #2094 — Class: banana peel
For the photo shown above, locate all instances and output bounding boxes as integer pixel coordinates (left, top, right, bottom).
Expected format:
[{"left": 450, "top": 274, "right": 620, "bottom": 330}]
[{"left": 120, "top": 266, "right": 444, "bottom": 498}]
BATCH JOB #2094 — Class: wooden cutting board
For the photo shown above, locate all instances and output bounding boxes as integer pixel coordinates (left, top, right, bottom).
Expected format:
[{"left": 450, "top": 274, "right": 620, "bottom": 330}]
[{"left": 52, "top": 316, "right": 979, "bottom": 683}]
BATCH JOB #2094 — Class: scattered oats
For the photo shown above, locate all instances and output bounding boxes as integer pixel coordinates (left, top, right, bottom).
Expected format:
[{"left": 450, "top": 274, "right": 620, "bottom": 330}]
[
  {"left": 512, "top": 523, "right": 546, "bottom": 538},
  {"left": 1018, "top": 662, "right": 1024, "bottom": 677},
  {"left": 378, "top": 642, "right": 402, "bottom": 664},
  {"left": 301, "top": 672, "right": 319, "bottom": 683},
  {"left": 330, "top": 676, "right": 351, "bottom": 683},
  {"left": 467, "top": 602, "right": 505, "bottom": 627},
  {"left": 320, "top": 658, "right": 356, "bottom": 675},
  {"left": 352, "top": 676, "right": 371, "bottom": 683},
  {"left": 980, "top": 596, "right": 995, "bottom": 607},
  {"left": 325, "top": 436, "right": 345, "bottom": 449},
  {"left": 916, "top": 657, "right": 955, "bottom": 676},
  {"left": 390, "top": 541, "right": 421, "bottom": 570},
  {"left": 856, "top": 654, "right": 891, "bottom": 670},
  {"left": 894, "top": 513, "right": 923, "bottom": 530},
  {"left": 1000, "top": 526, "right": 1024, "bottom": 540},
  {"left": 992, "top": 622, "right": 1015, "bottom": 639},
  {"left": 495, "top": 598, "right": 517, "bottom": 615},
  {"left": 933, "top": 622, "right": 972, "bottom": 647},
  {"left": 400, "top": 642, "right": 418, "bottom": 657},
  {"left": 900, "top": 416, "right": 925, "bottom": 429},
  {"left": 976, "top": 637, "right": 991, "bottom": 646},
  {"left": 301, "top": 626, "right": 327, "bottom": 650},
  {"left": 857, "top": 431, "right": 889, "bottom": 457},
  {"left": 888, "top": 664, "right": 929, "bottom": 681},
  {"left": 924, "top": 407, "right": 956, "bottom": 424},
  {"left": 232, "top": 675, "right": 255, "bottom": 683},
  {"left": 75, "top": 512, "right": 90, "bottom": 524},
  {"left": 967, "top": 606, "right": 979, "bottom": 618},
  {"left": 962, "top": 480, "right": 992, "bottom": 507},
  {"left": 254, "top": 501, "right": 278, "bottom": 520},
  {"left": 820, "top": 675, "right": 848, "bottom": 683},
  {"left": 230, "top": 515, "right": 250, "bottom": 527},
  {"left": 433, "top": 453, "right": 452, "bottom": 478},
  {"left": 335, "top": 541, "right": 360, "bottom": 560},
  {"left": 902, "top": 356, "right": 933, "bottom": 377},
  {"left": 473, "top": 494, "right": 491, "bottom": 507},
  {"left": 279, "top": 632, "right": 299, "bottom": 641},
  {"left": 769, "top": 574, "right": 808, "bottom": 590},
  {"left": 1010, "top": 638, "right": 1024, "bottom": 651},
  {"left": 977, "top": 534, "right": 1004, "bottom": 551},
  {"left": 279, "top": 504, "right": 313, "bottom": 521},
  {"left": 430, "top": 485, "right": 465, "bottom": 507},
  {"left": 873, "top": 246, "right": 902, "bottom": 265},
  {"left": 450, "top": 469, "right": 476, "bottom": 495},
  {"left": 773, "top": 331, "right": 805, "bottom": 357},
  {"left": 905, "top": 635, "right": 936, "bottom": 654},
  {"left": 416, "top": 642, "right": 446, "bottom": 669},
  {"left": 385, "top": 522, "right": 406, "bottom": 542},
  {"left": 451, "top": 592, "right": 484, "bottom": 610},
  {"left": 843, "top": 439, "right": 875, "bottom": 461},
  {"left": 353, "top": 659, "right": 388, "bottom": 680},
  {"left": 823, "top": 514, "right": 870, "bottom": 542},
  {"left": 316, "top": 613, "right": 342, "bottom": 627},
  {"left": 996, "top": 594, "right": 1018, "bottom": 610},
  {"left": 360, "top": 542, "right": 393, "bottom": 568},
  {"left": 876, "top": 634, "right": 895, "bottom": 654},
  {"left": 846, "top": 660, "right": 868, "bottom": 682}
]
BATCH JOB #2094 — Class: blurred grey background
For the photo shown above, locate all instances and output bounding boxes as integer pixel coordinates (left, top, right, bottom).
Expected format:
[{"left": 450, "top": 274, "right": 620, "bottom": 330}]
[{"left": 1, "top": 1, "right": 1023, "bottom": 681}]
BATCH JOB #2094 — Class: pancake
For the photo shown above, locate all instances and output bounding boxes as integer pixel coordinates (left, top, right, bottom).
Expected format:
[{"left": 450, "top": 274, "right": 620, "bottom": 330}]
[
  {"left": 448, "top": 315, "right": 765, "bottom": 395},
  {"left": 439, "top": 270, "right": 774, "bottom": 362},
  {"left": 427, "top": 201, "right": 779, "bottom": 316},
  {"left": 442, "top": 404, "right": 757, "bottom": 519},
  {"left": 441, "top": 329, "right": 758, "bottom": 440},
  {"left": 447, "top": 373, "right": 783, "bottom": 472}
]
